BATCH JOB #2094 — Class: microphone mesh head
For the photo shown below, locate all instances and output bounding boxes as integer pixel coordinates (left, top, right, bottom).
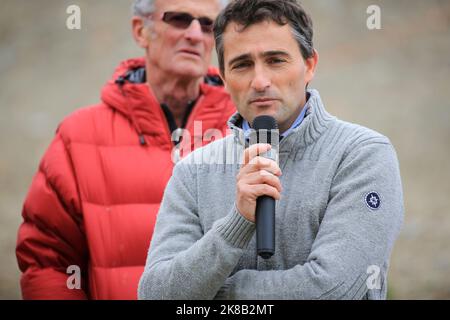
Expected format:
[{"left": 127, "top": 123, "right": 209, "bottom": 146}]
[
  {"left": 252, "top": 115, "right": 278, "bottom": 130},
  {"left": 252, "top": 115, "right": 278, "bottom": 145}
]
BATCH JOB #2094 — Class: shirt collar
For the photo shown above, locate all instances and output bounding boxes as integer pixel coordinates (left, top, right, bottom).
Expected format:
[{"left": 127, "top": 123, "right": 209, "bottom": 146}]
[{"left": 241, "top": 99, "right": 309, "bottom": 140}]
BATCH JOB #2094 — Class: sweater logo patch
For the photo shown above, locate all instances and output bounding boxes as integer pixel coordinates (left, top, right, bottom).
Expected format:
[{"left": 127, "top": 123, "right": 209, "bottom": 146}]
[{"left": 365, "top": 192, "right": 381, "bottom": 210}]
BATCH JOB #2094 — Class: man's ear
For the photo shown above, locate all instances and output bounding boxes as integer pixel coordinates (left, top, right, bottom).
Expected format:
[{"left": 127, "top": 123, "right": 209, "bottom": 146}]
[
  {"left": 305, "top": 49, "right": 319, "bottom": 84},
  {"left": 132, "top": 16, "right": 149, "bottom": 49}
]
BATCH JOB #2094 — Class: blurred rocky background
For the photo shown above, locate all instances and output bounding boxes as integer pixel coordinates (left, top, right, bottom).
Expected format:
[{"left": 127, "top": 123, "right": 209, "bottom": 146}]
[{"left": 1, "top": 0, "right": 449, "bottom": 299}]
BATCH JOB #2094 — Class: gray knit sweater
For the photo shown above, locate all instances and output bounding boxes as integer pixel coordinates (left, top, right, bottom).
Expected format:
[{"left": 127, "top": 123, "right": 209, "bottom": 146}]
[{"left": 138, "top": 89, "right": 404, "bottom": 300}]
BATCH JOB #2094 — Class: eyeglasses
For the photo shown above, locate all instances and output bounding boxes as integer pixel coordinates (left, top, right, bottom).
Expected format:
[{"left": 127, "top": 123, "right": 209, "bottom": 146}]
[{"left": 161, "top": 11, "right": 214, "bottom": 33}]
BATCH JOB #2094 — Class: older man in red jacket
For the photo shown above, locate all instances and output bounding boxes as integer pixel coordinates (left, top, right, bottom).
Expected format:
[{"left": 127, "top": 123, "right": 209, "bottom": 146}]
[{"left": 16, "top": 0, "right": 234, "bottom": 300}]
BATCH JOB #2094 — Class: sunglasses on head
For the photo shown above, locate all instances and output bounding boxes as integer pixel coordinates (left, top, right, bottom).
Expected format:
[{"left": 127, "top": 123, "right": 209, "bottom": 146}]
[{"left": 161, "top": 11, "right": 214, "bottom": 33}]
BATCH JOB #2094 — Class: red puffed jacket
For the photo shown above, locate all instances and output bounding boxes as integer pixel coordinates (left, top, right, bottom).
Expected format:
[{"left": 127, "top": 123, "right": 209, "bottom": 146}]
[{"left": 16, "top": 58, "right": 236, "bottom": 299}]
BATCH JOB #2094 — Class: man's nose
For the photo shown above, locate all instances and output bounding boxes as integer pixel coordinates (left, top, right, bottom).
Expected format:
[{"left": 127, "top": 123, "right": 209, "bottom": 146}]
[
  {"left": 251, "top": 66, "right": 271, "bottom": 92},
  {"left": 184, "top": 20, "right": 204, "bottom": 43}
]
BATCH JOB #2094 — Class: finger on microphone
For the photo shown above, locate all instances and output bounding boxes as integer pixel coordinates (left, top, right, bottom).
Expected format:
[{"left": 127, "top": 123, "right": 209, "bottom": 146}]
[
  {"left": 248, "top": 156, "right": 282, "bottom": 176},
  {"left": 253, "top": 184, "right": 281, "bottom": 201},
  {"left": 242, "top": 170, "right": 283, "bottom": 193},
  {"left": 243, "top": 143, "right": 272, "bottom": 165}
]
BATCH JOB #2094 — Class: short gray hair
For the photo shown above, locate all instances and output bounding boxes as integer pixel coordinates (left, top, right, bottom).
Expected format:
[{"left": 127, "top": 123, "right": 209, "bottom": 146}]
[
  {"left": 132, "top": 0, "right": 154, "bottom": 17},
  {"left": 132, "top": 0, "right": 230, "bottom": 17}
]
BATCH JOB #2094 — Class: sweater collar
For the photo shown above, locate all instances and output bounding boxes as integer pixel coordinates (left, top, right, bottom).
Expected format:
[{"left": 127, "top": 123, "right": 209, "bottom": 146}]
[
  {"left": 241, "top": 92, "right": 310, "bottom": 140},
  {"left": 227, "top": 89, "right": 335, "bottom": 154}
]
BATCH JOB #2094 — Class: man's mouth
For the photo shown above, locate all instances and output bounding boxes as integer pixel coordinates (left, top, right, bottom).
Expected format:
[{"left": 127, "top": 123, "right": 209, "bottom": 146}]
[
  {"left": 178, "top": 49, "right": 201, "bottom": 57},
  {"left": 249, "top": 98, "right": 279, "bottom": 105}
]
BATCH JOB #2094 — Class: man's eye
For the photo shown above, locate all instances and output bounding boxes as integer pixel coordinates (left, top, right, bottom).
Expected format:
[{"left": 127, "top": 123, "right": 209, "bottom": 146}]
[
  {"left": 268, "top": 58, "right": 286, "bottom": 64},
  {"left": 232, "top": 62, "right": 251, "bottom": 70}
]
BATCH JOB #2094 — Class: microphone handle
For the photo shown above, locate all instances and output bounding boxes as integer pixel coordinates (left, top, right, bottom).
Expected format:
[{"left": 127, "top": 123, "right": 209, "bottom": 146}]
[{"left": 256, "top": 195, "right": 275, "bottom": 259}]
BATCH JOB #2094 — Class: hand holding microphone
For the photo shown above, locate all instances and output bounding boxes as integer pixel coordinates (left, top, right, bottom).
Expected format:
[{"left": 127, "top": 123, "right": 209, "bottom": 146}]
[{"left": 236, "top": 115, "right": 280, "bottom": 259}]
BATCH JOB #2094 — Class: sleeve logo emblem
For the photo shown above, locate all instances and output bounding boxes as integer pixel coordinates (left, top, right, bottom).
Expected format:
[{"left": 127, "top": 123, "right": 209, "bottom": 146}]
[{"left": 365, "top": 192, "right": 381, "bottom": 210}]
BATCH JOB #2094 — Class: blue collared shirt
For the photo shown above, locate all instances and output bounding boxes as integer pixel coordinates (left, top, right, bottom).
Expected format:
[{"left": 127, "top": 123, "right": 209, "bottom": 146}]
[{"left": 242, "top": 102, "right": 308, "bottom": 140}]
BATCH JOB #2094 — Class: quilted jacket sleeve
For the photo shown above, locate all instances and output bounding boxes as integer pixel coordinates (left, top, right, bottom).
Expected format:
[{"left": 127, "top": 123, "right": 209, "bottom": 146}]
[{"left": 16, "top": 130, "right": 88, "bottom": 299}]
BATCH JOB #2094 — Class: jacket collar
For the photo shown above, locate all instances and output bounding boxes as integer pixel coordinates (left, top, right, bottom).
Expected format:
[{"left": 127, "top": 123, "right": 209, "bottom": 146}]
[{"left": 101, "top": 57, "right": 229, "bottom": 146}]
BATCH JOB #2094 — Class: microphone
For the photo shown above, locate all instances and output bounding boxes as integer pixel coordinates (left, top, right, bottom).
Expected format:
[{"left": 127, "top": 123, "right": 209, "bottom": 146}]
[{"left": 252, "top": 115, "right": 279, "bottom": 259}]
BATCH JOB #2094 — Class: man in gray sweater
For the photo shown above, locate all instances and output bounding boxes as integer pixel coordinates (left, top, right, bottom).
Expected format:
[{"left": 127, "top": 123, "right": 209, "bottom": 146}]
[{"left": 138, "top": 0, "right": 404, "bottom": 300}]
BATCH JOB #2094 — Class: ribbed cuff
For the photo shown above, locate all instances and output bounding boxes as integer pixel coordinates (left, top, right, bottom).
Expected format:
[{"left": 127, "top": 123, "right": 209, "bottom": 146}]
[{"left": 215, "top": 206, "right": 255, "bottom": 249}]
